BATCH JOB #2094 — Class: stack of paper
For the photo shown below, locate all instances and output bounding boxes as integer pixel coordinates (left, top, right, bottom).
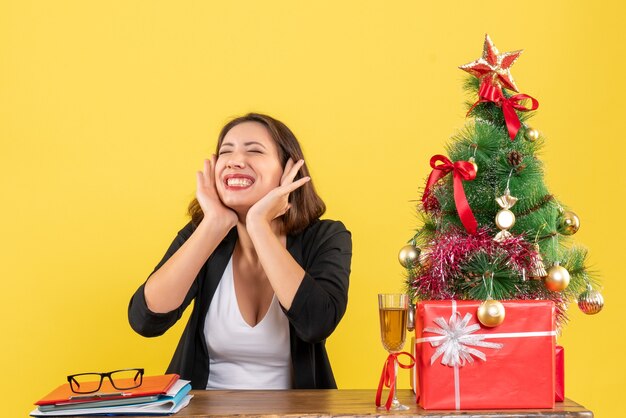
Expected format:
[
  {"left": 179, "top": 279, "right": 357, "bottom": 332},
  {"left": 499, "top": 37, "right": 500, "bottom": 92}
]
[{"left": 31, "top": 374, "right": 192, "bottom": 416}]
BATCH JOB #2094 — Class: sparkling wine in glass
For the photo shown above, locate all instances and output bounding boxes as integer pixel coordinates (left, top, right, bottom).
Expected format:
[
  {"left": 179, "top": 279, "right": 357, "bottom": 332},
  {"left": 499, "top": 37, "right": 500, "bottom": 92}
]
[{"left": 378, "top": 293, "right": 409, "bottom": 411}]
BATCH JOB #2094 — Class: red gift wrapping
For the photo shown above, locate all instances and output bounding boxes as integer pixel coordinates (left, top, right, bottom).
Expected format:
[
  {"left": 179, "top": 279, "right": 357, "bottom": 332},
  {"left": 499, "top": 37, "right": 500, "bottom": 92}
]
[
  {"left": 410, "top": 336, "right": 416, "bottom": 391},
  {"left": 555, "top": 345, "right": 565, "bottom": 402},
  {"left": 414, "top": 300, "right": 555, "bottom": 410},
  {"left": 413, "top": 335, "right": 564, "bottom": 403}
]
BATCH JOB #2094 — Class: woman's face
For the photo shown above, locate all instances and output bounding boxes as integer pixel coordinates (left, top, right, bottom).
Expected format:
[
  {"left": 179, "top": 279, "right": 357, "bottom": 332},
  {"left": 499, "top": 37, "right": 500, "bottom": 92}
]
[{"left": 215, "top": 121, "right": 284, "bottom": 213}]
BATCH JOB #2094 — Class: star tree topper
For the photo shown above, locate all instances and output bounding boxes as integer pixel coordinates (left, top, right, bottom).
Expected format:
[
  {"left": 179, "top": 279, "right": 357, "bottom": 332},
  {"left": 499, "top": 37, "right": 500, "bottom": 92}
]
[{"left": 459, "top": 34, "right": 523, "bottom": 92}]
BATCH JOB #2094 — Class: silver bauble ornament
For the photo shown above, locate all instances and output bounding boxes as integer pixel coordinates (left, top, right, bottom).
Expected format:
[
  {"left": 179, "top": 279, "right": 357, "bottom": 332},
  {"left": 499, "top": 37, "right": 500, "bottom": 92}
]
[
  {"left": 477, "top": 300, "right": 506, "bottom": 327},
  {"left": 398, "top": 244, "right": 420, "bottom": 268},
  {"left": 578, "top": 286, "right": 604, "bottom": 315}
]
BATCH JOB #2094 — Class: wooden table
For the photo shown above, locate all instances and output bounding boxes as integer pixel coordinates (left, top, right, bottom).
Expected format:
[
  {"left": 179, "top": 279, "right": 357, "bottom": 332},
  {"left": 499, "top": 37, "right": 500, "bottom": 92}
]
[{"left": 167, "top": 389, "right": 593, "bottom": 417}]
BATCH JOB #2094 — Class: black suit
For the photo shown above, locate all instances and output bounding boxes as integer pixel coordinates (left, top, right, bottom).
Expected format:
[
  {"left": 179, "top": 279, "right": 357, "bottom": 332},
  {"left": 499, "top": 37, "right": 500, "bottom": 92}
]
[{"left": 128, "top": 219, "right": 352, "bottom": 389}]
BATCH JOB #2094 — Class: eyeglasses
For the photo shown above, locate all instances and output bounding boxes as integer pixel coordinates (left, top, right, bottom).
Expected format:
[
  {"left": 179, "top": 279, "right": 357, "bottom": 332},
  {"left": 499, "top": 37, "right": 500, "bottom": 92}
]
[{"left": 67, "top": 368, "right": 144, "bottom": 394}]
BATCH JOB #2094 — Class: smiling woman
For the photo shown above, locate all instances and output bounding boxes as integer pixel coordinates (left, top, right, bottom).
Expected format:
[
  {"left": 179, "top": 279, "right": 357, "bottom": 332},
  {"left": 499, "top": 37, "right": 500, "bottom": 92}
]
[
  {"left": 189, "top": 114, "right": 327, "bottom": 235},
  {"left": 128, "top": 113, "right": 352, "bottom": 390}
]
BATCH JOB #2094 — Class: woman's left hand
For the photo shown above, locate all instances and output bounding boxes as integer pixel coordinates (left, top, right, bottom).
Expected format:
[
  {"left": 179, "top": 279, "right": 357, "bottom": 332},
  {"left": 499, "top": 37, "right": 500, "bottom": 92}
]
[{"left": 246, "top": 158, "right": 310, "bottom": 227}]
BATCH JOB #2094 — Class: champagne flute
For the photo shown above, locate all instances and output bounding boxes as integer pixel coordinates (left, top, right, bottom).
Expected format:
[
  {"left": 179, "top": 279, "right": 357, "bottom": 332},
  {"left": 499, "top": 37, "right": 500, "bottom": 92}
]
[{"left": 378, "top": 293, "right": 409, "bottom": 411}]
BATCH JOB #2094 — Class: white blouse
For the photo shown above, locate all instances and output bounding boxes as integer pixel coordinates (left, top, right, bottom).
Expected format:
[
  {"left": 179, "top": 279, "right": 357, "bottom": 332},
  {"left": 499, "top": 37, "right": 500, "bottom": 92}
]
[{"left": 204, "top": 256, "right": 292, "bottom": 389}]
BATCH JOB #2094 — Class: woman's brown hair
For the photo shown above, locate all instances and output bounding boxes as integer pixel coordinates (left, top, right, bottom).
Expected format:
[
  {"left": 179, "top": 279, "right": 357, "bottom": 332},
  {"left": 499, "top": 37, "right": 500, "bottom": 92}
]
[{"left": 188, "top": 113, "right": 326, "bottom": 234}]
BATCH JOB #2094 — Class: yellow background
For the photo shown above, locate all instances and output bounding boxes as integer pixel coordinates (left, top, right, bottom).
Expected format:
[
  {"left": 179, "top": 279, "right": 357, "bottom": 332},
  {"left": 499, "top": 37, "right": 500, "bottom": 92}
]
[{"left": 2, "top": 1, "right": 625, "bottom": 417}]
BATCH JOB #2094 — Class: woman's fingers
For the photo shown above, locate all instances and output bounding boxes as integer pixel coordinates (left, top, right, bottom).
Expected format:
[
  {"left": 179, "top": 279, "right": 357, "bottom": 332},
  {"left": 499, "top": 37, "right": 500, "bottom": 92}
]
[
  {"left": 200, "top": 160, "right": 207, "bottom": 187},
  {"left": 281, "top": 159, "right": 305, "bottom": 186},
  {"left": 197, "top": 157, "right": 219, "bottom": 210},
  {"left": 205, "top": 157, "right": 214, "bottom": 184},
  {"left": 196, "top": 170, "right": 205, "bottom": 189},
  {"left": 280, "top": 158, "right": 295, "bottom": 184},
  {"left": 200, "top": 155, "right": 220, "bottom": 190},
  {"left": 281, "top": 175, "right": 310, "bottom": 194}
]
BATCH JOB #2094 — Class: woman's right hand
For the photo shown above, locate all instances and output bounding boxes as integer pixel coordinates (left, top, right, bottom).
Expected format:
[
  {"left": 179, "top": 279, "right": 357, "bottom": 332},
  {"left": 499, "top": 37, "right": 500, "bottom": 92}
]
[
  {"left": 141, "top": 156, "right": 237, "bottom": 314},
  {"left": 196, "top": 155, "right": 238, "bottom": 228}
]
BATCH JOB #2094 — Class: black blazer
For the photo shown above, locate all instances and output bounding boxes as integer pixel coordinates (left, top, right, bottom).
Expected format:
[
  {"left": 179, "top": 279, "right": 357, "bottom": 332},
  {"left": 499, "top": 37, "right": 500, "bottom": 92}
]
[{"left": 128, "top": 219, "right": 352, "bottom": 389}]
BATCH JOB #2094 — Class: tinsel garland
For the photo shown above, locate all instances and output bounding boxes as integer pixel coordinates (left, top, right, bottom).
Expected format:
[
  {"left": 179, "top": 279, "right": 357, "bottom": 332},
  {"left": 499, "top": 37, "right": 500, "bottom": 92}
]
[{"left": 407, "top": 227, "right": 569, "bottom": 327}]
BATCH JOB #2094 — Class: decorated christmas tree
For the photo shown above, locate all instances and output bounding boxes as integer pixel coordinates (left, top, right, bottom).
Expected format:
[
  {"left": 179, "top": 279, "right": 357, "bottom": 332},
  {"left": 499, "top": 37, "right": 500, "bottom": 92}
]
[{"left": 401, "top": 34, "right": 604, "bottom": 329}]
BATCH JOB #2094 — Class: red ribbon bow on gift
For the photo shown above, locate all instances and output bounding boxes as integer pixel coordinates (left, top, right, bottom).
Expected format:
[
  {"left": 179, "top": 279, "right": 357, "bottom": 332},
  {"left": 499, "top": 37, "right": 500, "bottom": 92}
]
[
  {"left": 469, "top": 80, "right": 539, "bottom": 140},
  {"left": 376, "top": 352, "right": 415, "bottom": 411},
  {"left": 422, "top": 155, "right": 478, "bottom": 235}
]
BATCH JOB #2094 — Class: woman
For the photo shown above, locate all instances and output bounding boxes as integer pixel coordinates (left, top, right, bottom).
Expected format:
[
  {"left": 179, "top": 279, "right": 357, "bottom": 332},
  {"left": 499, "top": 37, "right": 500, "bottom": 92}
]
[{"left": 128, "top": 113, "right": 352, "bottom": 390}]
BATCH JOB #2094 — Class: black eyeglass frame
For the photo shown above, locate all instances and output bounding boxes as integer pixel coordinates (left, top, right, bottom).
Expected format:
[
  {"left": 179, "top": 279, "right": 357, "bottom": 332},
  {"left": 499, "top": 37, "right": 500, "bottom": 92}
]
[{"left": 67, "top": 368, "right": 144, "bottom": 394}]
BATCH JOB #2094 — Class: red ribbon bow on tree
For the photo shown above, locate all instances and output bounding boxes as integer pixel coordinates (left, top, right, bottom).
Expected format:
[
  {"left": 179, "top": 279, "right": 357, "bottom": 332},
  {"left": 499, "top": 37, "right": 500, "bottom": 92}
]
[
  {"left": 375, "top": 352, "right": 415, "bottom": 411},
  {"left": 469, "top": 80, "right": 539, "bottom": 140},
  {"left": 422, "top": 155, "right": 478, "bottom": 235}
]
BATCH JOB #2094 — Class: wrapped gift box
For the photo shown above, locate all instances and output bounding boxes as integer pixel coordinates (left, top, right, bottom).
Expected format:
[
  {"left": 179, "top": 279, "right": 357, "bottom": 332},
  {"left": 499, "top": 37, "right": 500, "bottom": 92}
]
[
  {"left": 414, "top": 300, "right": 555, "bottom": 410},
  {"left": 555, "top": 345, "right": 565, "bottom": 402},
  {"left": 412, "top": 329, "right": 564, "bottom": 405}
]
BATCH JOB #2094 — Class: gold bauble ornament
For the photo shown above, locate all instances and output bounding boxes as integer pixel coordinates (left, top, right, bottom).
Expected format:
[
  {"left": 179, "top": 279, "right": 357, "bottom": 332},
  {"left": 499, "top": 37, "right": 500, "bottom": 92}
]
[
  {"left": 545, "top": 263, "right": 570, "bottom": 292},
  {"left": 469, "top": 156, "right": 478, "bottom": 174},
  {"left": 477, "top": 300, "right": 506, "bottom": 327},
  {"left": 494, "top": 189, "right": 518, "bottom": 242},
  {"left": 524, "top": 127, "right": 540, "bottom": 142},
  {"left": 495, "top": 209, "right": 516, "bottom": 230},
  {"left": 557, "top": 211, "right": 580, "bottom": 235},
  {"left": 398, "top": 244, "right": 421, "bottom": 268},
  {"left": 418, "top": 247, "right": 432, "bottom": 266},
  {"left": 578, "top": 285, "right": 604, "bottom": 315}
]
